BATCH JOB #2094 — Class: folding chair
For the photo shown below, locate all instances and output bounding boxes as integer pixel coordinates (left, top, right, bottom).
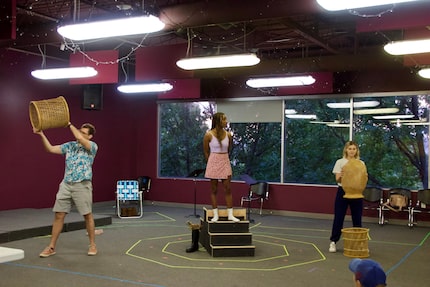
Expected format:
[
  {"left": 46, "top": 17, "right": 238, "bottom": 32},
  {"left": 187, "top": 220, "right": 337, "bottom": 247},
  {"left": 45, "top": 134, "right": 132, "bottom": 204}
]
[
  {"left": 116, "top": 180, "right": 143, "bottom": 218},
  {"left": 240, "top": 174, "right": 269, "bottom": 222}
]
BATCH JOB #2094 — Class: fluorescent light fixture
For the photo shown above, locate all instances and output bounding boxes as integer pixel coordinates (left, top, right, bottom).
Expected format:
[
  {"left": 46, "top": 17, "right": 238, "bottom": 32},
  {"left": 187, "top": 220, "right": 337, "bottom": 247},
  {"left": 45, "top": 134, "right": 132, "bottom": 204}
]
[
  {"left": 284, "top": 109, "right": 297, "bottom": 115},
  {"left": 310, "top": 121, "right": 330, "bottom": 124},
  {"left": 404, "top": 122, "right": 430, "bottom": 126},
  {"left": 246, "top": 75, "right": 315, "bottom": 88},
  {"left": 418, "top": 68, "right": 430, "bottom": 79},
  {"left": 390, "top": 119, "right": 424, "bottom": 123},
  {"left": 327, "top": 102, "right": 350, "bottom": 108},
  {"left": 31, "top": 67, "right": 98, "bottom": 80},
  {"left": 176, "top": 53, "right": 260, "bottom": 70},
  {"left": 373, "top": 114, "right": 414, "bottom": 120},
  {"left": 286, "top": 114, "right": 317, "bottom": 119},
  {"left": 384, "top": 39, "right": 430, "bottom": 55},
  {"left": 327, "top": 123, "right": 350, "bottom": 128},
  {"left": 353, "top": 108, "right": 399, "bottom": 115},
  {"left": 117, "top": 83, "right": 173, "bottom": 93},
  {"left": 57, "top": 15, "right": 165, "bottom": 41},
  {"left": 327, "top": 101, "right": 380, "bottom": 109},
  {"left": 310, "top": 120, "right": 349, "bottom": 127},
  {"left": 391, "top": 119, "right": 430, "bottom": 127},
  {"left": 316, "top": 0, "right": 420, "bottom": 11}
]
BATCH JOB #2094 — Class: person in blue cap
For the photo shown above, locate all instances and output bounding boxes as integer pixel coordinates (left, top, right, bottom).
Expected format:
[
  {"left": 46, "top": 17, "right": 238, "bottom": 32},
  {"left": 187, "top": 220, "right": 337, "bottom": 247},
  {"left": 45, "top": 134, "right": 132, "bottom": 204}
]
[{"left": 349, "top": 258, "right": 387, "bottom": 287}]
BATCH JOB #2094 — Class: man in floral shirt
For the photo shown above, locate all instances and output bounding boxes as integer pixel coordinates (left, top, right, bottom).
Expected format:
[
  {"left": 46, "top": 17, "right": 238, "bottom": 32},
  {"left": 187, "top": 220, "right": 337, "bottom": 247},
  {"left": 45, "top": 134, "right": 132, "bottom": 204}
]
[{"left": 34, "top": 122, "right": 98, "bottom": 257}]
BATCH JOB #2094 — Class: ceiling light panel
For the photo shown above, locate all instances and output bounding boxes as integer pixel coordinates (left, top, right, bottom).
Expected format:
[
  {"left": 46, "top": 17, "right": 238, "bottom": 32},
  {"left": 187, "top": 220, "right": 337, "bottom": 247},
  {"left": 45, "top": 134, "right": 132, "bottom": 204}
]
[
  {"left": 317, "top": 0, "right": 421, "bottom": 11},
  {"left": 373, "top": 114, "right": 415, "bottom": 120},
  {"left": 384, "top": 39, "right": 430, "bottom": 55},
  {"left": 247, "top": 76, "right": 315, "bottom": 88},
  {"left": 418, "top": 68, "right": 430, "bottom": 79},
  {"left": 57, "top": 15, "right": 165, "bottom": 41},
  {"left": 117, "top": 83, "right": 173, "bottom": 93},
  {"left": 31, "top": 67, "right": 98, "bottom": 80},
  {"left": 353, "top": 108, "right": 400, "bottom": 115},
  {"left": 327, "top": 101, "right": 380, "bottom": 109},
  {"left": 176, "top": 53, "right": 260, "bottom": 70},
  {"left": 286, "top": 114, "right": 317, "bottom": 119}
]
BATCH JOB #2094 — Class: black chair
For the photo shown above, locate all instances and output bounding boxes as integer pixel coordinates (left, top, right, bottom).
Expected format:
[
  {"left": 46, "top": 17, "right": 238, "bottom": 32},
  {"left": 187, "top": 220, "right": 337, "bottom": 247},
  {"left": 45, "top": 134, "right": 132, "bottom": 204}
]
[
  {"left": 137, "top": 175, "right": 152, "bottom": 206},
  {"left": 412, "top": 189, "right": 430, "bottom": 225},
  {"left": 362, "top": 187, "right": 385, "bottom": 225},
  {"left": 240, "top": 175, "right": 269, "bottom": 222},
  {"left": 384, "top": 188, "right": 413, "bottom": 227},
  {"left": 137, "top": 176, "right": 152, "bottom": 194}
]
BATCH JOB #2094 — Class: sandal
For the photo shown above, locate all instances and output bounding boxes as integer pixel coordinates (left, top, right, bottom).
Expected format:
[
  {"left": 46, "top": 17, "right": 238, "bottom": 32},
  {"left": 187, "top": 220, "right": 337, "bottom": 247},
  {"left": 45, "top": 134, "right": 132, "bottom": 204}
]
[
  {"left": 39, "top": 246, "right": 56, "bottom": 258},
  {"left": 88, "top": 244, "right": 97, "bottom": 256}
]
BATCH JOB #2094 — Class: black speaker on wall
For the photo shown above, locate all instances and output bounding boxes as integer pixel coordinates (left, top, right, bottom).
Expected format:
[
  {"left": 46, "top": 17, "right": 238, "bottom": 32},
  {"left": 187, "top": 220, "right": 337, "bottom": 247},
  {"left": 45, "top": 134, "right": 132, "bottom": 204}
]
[{"left": 82, "top": 84, "right": 103, "bottom": 110}]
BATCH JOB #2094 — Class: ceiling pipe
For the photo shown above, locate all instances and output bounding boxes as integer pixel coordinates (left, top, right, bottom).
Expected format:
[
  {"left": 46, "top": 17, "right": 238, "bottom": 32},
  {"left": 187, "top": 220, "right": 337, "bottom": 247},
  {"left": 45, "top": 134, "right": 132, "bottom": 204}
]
[
  {"left": 8, "top": 0, "right": 323, "bottom": 48},
  {"left": 158, "top": 0, "right": 323, "bottom": 30}
]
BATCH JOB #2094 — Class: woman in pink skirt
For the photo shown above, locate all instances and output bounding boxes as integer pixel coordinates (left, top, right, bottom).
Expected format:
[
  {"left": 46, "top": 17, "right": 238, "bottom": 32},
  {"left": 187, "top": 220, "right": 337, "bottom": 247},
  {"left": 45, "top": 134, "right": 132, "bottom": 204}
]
[{"left": 203, "top": 112, "right": 239, "bottom": 222}]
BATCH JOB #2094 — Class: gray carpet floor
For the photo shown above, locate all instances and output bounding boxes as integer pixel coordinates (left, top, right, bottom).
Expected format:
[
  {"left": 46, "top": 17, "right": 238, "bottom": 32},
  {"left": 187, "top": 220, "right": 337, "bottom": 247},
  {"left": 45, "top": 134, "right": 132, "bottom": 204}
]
[{"left": 0, "top": 201, "right": 429, "bottom": 287}]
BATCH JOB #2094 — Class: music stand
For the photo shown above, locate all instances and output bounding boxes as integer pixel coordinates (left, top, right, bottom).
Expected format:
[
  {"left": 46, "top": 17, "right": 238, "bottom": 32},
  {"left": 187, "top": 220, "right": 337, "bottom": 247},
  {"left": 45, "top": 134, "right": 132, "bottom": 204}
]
[{"left": 186, "top": 169, "right": 205, "bottom": 218}]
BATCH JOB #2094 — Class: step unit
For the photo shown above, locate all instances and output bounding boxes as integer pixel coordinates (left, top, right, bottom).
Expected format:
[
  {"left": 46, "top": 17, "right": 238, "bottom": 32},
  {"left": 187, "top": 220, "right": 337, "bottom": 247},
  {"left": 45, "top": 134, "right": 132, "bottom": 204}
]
[{"left": 199, "top": 207, "right": 255, "bottom": 257}]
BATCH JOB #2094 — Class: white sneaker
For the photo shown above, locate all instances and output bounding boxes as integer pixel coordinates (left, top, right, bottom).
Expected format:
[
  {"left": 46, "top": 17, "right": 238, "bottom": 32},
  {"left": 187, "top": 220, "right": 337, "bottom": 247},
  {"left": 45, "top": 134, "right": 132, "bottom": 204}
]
[
  {"left": 211, "top": 208, "right": 219, "bottom": 222},
  {"left": 329, "top": 241, "right": 337, "bottom": 253}
]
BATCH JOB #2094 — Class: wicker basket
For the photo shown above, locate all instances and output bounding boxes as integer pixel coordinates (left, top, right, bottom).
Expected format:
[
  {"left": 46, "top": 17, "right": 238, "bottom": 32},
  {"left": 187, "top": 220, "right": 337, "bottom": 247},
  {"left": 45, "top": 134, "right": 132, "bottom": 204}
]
[
  {"left": 29, "top": 96, "right": 70, "bottom": 131},
  {"left": 341, "top": 227, "right": 369, "bottom": 258}
]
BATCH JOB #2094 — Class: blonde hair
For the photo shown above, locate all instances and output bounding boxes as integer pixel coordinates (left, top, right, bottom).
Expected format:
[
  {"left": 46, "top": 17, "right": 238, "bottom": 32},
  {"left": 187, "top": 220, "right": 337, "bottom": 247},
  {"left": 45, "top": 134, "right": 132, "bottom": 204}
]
[{"left": 342, "top": 141, "right": 360, "bottom": 159}]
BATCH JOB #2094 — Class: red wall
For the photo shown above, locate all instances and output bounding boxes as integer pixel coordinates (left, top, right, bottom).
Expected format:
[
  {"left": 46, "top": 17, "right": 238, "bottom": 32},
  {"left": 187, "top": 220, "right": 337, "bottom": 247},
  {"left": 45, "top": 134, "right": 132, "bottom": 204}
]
[
  {"left": 0, "top": 49, "right": 158, "bottom": 210},
  {"left": 0, "top": 49, "right": 338, "bottom": 215},
  {"left": 1, "top": 49, "right": 424, "bottom": 223}
]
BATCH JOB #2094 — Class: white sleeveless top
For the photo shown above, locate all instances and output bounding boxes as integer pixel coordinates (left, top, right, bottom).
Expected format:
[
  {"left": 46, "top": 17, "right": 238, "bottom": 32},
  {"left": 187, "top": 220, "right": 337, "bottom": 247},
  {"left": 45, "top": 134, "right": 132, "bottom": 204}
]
[{"left": 209, "top": 131, "right": 229, "bottom": 153}]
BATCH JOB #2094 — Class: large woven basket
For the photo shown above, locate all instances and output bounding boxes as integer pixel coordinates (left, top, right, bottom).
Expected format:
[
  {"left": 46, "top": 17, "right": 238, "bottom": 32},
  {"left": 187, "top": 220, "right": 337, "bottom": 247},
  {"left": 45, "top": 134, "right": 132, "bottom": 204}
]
[
  {"left": 29, "top": 96, "right": 70, "bottom": 131},
  {"left": 341, "top": 227, "right": 369, "bottom": 258}
]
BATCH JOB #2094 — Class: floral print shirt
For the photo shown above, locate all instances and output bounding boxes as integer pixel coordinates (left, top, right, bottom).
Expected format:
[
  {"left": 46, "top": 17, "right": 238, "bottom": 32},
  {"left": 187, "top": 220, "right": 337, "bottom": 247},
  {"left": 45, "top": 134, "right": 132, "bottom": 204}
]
[{"left": 61, "top": 141, "right": 98, "bottom": 183}]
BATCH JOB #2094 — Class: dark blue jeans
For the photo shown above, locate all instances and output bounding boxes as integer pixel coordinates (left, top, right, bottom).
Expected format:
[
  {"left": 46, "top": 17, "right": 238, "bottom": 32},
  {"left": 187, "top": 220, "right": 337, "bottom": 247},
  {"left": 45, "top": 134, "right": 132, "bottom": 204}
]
[{"left": 330, "top": 186, "right": 363, "bottom": 243}]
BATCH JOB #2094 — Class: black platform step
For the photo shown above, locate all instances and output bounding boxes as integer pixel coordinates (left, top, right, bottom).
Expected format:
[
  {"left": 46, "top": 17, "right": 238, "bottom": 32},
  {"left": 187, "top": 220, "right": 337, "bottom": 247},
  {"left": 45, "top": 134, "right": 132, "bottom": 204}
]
[
  {"left": 211, "top": 245, "right": 255, "bottom": 257},
  {"left": 200, "top": 207, "right": 255, "bottom": 257},
  {"left": 203, "top": 219, "right": 250, "bottom": 233},
  {"left": 209, "top": 232, "right": 253, "bottom": 246}
]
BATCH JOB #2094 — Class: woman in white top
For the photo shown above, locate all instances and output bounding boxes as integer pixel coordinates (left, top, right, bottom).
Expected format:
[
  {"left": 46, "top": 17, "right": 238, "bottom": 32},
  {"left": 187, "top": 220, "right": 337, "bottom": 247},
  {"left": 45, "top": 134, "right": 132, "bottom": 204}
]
[
  {"left": 203, "top": 112, "right": 239, "bottom": 222},
  {"left": 329, "top": 141, "right": 367, "bottom": 253}
]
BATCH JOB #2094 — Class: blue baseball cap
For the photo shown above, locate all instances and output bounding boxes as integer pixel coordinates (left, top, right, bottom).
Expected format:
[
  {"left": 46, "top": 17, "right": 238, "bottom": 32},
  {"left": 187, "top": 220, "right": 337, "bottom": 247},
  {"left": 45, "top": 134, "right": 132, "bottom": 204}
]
[{"left": 349, "top": 259, "right": 387, "bottom": 287}]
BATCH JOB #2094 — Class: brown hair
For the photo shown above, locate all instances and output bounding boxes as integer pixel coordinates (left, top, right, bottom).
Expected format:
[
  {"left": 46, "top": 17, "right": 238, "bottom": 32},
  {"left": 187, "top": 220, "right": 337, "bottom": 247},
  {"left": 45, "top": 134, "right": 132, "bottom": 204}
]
[
  {"left": 81, "top": 123, "right": 96, "bottom": 136},
  {"left": 211, "top": 112, "right": 226, "bottom": 146}
]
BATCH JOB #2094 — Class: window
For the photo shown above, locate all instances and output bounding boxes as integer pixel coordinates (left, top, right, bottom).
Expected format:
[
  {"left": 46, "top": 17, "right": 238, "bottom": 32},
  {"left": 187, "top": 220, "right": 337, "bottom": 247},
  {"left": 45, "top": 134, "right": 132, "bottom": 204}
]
[
  {"left": 284, "top": 95, "right": 429, "bottom": 189},
  {"left": 158, "top": 93, "right": 430, "bottom": 189}
]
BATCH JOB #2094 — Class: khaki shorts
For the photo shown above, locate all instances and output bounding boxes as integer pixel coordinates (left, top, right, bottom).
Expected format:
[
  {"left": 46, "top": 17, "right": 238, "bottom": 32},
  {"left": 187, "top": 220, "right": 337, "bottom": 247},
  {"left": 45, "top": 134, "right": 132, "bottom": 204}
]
[{"left": 53, "top": 181, "right": 93, "bottom": 215}]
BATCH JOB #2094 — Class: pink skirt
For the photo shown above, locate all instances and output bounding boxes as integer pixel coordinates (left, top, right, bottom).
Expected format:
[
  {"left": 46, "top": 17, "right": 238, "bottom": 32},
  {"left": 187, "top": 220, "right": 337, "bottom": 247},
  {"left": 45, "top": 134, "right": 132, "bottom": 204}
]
[{"left": 205, "top": 153, "right": 232, "bottom": 179}]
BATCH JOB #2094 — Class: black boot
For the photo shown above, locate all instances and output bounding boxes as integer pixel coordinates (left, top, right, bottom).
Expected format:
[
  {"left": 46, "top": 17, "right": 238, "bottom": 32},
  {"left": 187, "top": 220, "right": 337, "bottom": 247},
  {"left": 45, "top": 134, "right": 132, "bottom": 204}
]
[{"left": 186, "top": 229, "right": 200, "bottom": 253}]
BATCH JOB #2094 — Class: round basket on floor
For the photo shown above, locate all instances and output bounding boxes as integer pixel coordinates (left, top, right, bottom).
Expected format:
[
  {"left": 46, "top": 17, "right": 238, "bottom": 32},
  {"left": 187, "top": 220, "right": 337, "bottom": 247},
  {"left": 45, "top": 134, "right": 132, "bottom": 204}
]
[
  {"left": 341, "top": 227, "right": 369, "bottom": 258},
  {"left": 29, "top": 96, "right": 70, "bottom": 131}
]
